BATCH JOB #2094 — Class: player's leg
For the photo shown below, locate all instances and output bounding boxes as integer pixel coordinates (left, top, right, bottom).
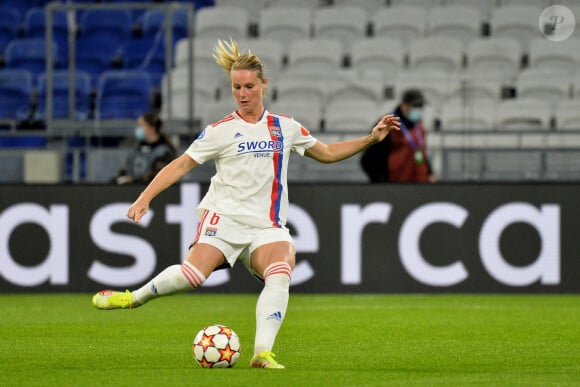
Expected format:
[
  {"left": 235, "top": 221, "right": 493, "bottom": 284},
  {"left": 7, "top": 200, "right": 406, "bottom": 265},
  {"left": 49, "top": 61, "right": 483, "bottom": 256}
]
[
  {"left": 92, "top": 243, "right": 225, "bottom": 309},
  {"left": 249, "top": 240, "right": 295, "bottom": 369}
]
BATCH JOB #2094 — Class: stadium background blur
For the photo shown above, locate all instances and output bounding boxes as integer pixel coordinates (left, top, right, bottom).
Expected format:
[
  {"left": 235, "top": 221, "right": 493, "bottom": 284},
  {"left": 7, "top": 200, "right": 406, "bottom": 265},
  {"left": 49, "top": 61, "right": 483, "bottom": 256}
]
[{"left": 0, "top": 0, "right": 579, "bottom": 184}]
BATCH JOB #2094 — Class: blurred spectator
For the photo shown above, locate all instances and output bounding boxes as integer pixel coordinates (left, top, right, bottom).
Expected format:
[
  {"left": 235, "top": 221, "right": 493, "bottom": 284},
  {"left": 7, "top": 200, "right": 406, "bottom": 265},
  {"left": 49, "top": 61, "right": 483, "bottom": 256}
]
[
  {"left": 360, "top": 89, "right": 436, "bottom": 183},
  {"left": 112, "top": 111, "right": 177, "bottom": 184}
]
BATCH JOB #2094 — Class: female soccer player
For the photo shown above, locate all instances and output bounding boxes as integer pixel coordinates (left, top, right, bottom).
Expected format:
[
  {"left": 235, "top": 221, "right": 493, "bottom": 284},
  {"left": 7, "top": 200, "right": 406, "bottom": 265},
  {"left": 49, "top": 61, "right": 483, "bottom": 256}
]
[{"left": 92, "top": 38, "right": 400, "bottom": 369}]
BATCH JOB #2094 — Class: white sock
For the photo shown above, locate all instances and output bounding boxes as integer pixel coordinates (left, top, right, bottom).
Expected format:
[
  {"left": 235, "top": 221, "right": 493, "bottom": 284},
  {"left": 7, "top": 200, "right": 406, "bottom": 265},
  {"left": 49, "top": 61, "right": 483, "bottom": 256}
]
[
  {"left": 254, "top": 262, "right": 292, "bottom": 355},
  {"left": 132, "top": 262, "right": 206, "bottom": 306}
]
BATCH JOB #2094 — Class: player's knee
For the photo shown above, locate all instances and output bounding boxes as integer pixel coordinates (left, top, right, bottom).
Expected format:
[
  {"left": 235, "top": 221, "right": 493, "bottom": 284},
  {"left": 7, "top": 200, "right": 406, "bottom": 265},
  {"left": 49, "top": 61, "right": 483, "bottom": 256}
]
[{"left": 180, "top": 261, "right": 206, "bottom": 289}]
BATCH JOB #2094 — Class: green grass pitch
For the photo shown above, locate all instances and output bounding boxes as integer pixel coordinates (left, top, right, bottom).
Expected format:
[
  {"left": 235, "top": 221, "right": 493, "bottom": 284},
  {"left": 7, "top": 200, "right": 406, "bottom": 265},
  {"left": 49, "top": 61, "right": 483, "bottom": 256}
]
[{"left": 1, "top": 294, "right": 578, "bottom": 386}]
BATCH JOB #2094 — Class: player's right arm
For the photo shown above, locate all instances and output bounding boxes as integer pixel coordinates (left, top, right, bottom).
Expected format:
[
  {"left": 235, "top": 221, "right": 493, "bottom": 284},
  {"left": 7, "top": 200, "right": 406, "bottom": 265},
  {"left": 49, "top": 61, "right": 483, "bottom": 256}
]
[{"left": 127, "top": 154, "right": 198, "bottom": 223}]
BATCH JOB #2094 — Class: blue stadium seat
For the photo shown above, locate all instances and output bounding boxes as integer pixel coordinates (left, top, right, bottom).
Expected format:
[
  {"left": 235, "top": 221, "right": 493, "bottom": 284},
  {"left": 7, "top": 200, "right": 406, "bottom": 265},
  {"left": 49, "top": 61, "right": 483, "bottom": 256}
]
[
  {"left": 97, "top": 70, "right": 153, "bottom": 119},
  {"left": 23, "top": 7, "right": 70, "bottom": 59},
  {"left": 0, "top": 69, "right": 33, "bottom": 121},
  {"left": 121, "top": 37, "right": 167, "bottom": 87},
  {"left": 75, "top": 37, "right": 121, "bottom": 87},
  {"left": 142, "top": 9, "right": 190, "bottom": 46},
  {"left": 80, "top": 9, "right": 133, "bottom": 43},
  {"left": 4, "top": 38, "right": 60, "bottom": 78},
  {"left": 0, "top": 7, "right": 21, "bottom": 57},
  {"left": 0, "top": 0, "right": 36, "bottom": 18},
  {"left": 35, "top": 70, "right": 92, "bottom": 120}
]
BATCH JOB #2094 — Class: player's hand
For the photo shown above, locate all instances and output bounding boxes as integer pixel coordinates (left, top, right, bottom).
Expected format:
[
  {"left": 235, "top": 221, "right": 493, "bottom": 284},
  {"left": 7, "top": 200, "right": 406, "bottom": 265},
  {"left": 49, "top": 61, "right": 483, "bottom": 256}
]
[
  {"left": 371, "top": 114, "right": 400, "bottom": 143},
  {"left": 127, "top": 196, "right": 150, "bottom": 224}
]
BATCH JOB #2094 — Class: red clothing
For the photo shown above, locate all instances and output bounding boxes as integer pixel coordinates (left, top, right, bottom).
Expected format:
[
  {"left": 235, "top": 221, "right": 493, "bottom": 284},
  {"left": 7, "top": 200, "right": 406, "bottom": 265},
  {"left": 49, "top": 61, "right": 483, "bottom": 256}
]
[
  {"left": 386, "top": 123, "right": 430, "bottom": 182},
  {"left": 360, "top": 107, "right": 432, "bottom": 183}
]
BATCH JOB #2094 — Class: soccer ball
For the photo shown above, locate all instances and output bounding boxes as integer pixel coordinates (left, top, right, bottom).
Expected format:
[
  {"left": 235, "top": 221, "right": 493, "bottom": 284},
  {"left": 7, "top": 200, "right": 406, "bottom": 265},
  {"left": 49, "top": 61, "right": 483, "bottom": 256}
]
[{"left": 192, "top": 324, "right": 241, "bottom": 368}]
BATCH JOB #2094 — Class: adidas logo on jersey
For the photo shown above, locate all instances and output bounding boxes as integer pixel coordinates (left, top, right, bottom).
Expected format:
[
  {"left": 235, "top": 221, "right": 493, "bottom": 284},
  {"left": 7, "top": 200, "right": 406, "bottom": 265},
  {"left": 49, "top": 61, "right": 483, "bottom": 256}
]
[
  {"left": 267, "top": 311, "right": 283, "bottom": 322},
  {"left": 234, "top": 132, "right": 243, "bottom": 138}
]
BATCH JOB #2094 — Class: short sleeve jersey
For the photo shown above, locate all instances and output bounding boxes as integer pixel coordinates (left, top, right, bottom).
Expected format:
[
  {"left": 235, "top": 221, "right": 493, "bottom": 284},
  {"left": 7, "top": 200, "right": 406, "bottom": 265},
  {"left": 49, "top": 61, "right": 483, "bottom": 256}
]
[{"left": 185, "top": 110, "right": 317, "bottom": 228}]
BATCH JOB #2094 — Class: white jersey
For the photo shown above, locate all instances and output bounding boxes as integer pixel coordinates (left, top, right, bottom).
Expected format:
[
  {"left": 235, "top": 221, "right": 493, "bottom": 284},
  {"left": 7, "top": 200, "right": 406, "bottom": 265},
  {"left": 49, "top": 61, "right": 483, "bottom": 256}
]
[{"left": 185, "top": 109, "right": 317, "bottom": 228}]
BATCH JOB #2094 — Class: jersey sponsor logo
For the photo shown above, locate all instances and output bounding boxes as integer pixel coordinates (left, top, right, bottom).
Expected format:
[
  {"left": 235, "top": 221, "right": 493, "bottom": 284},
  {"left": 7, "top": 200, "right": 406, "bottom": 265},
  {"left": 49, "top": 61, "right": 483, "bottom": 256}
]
[
  {"left": 237, "top": 140, "right": 283, "bottom": 155},
  {"left": 205, "top": 227, "right": 217, "bottom": 237}
]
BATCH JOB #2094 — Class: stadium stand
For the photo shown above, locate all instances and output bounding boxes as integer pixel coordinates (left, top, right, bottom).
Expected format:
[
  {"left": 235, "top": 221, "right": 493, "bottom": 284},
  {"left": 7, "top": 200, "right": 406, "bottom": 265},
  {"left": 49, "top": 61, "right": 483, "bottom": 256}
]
[
  {"left": 312, "top": 6, "right": 368, "bottom": 53},
  {"left": 4, "top": 38, "right": 60, "bottom": 78},
  {"left": 0, "top": 69, "right": 34, "bottom": 122},
  {"left": 258, "top": 7, "right": 312, "bottom": 47},
  {"left": 371, "top": 6, "right": 427, "bottom": 48},
  {"left": 2, "top": 0, "right": 580, "bottom": 183},
  {"left": 0, "top": 7, "right": 22, "bottom": 58},
  {"left": 35, "top": 70, "right": 92, "bottom": 120},
  {"left": 141, "top": 9, "right": 190, "bottom": 46},
  {"left": 96, "top": 70, "right": 153, "bottom": 120}
]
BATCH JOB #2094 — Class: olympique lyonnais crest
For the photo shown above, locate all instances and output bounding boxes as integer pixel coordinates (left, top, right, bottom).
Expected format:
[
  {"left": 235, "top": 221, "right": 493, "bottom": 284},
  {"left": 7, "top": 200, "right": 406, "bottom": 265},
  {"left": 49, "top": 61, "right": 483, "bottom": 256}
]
[{"left": 269, "top": 126, "right": 282, "bottom": 138}]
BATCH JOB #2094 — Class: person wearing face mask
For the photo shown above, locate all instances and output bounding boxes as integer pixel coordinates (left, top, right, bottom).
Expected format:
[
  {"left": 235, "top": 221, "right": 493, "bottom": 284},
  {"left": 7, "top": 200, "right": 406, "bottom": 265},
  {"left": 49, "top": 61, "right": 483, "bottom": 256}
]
[
  {"left": 360, "top": 89, "right": 436, "bottom": 183},
  {"left": 111, "top": 111, "right": 177, "bottom": 184}
]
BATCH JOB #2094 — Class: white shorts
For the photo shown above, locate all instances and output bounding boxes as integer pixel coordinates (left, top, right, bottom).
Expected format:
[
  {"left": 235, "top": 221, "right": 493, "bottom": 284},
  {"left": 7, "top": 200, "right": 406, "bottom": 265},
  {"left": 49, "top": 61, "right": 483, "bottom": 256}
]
[{"left": 191, "top": 210, "right": 294, "bottom": 278}]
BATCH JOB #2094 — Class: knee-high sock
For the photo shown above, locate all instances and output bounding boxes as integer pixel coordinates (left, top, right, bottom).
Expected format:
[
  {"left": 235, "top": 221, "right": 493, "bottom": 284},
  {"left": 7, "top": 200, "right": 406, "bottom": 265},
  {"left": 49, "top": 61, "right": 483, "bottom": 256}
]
[
  {"left": 132, "top": 262, "right": 206, "bottom": 306},
  {"left": 254, "top": 262, "right": 292, "bottom": 355}
]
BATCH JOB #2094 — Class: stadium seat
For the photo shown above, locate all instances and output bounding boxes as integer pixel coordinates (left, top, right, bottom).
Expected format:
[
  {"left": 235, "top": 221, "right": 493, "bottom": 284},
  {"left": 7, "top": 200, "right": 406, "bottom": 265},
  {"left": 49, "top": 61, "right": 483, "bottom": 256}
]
[
  {"left": 527, "top": 37, "right": 580, "bottom": 77},
  {"left": 23, "top": 7, "right": 69, "bottom": 58},
  {"left": 195, "top": 97, "right": 237, "bottom": 127},
  {"left": 332, "top": 0, "right": 385, "bottom": 15},
  {"left": 0, "top": 69, "right": 33, "bottom": 121},
  {"left": 215, "top": 0, "right": 267, "bottom": 24},
  {"left": 268, "top": 99, "right": 323, "bottom": 132},
  {"left": 0, "top": 0, "right": 35, "bottom": 17},
  {"left": 274, "top": 73, "right": 329, "bottom": 111},
  {"left": 35, "top": 70, "right": 92, "bottom": 120},
  {"left": 408, "top": 37, "right": 465, "bottom": 75},
  {"left": 313, "top": 6, "right": 368, "bottom": 54},
  {"left": 75, "top": 37, "right": 121, "bottom": 86},
  {"left": 439, "top": 100, "right": 496, "bottom": 131},
  {"left": 443, "top": 0, "right": 495, "bottom": 18},
  {"left": 489, "top": 5, "right": 543, "bottom": 50},
  {"left": 446, "top": 76, "right": 504, "bottom": 105},
  {"left": 0, "top": 7, "right": 21, "bottom": 57},
  {"left": 465, "top": 37, "right": 522, "bottom": 81},
  {"left": 194, "top": 6, "right": 249, "bottom": 40},
  {"left": 141, "top": 9, "right": 190, "bottom": 46},
  {"left": 285, "top": 38, "right": 343, "bottom": 75},
  {"left": 96, "top": 70, "right": 153, "bottom": 120},
  {"left": 554, "top": 100, "right": 580, "bottom": 130},
  {"left": 161, "top": 66, "right": 220, "bottom": 123},
  {"left": 266, "top": 0, "right": 318, "bottom": 9},
  {"left": 427, "top": 4, "right": 483, "bottom": 47},
  {"left": 324, "top": 99, "right": 379, "bottom": 132},
  {"left": 258, "top": 7, "right": 312, "bottom": 47},
  {"left": 371, "top": 6, "right": 428, "bottom": 48},
  {"left": 515, "top": 69, "right": 572, "bottom": 109},
  {"left": 80, "top": 9, "right": 133, "bottom": 43},
  {"left": 4, "top": 38, "right": 60, "bottom": 78},
  {"left": 390, "top": 0, "right": 444, "bottom": 7},
  {"left": 326, "top": 77, "right": 383, "bottom": 107},
  {"left": 236, "top": 38, "right": 285, "bottom": 83},
  {"left": 394, "top": 70, "right": 458, "bottom": 110},
  {"left": 350, "top": 37, "right": 405, "bottom": 80},
  {"left": 496, "top": 98, "right": 553, "bottom": 131},
  {"left": 121, "top": 37, "right": 167, "bottom": 87}
]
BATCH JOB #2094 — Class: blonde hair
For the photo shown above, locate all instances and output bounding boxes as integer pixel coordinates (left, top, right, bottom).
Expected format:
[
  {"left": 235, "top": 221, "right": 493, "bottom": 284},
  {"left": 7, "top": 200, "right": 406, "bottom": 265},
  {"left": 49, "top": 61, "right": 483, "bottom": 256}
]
[{"left": 213, "top": 38, "right": 267, "bottom": 82}]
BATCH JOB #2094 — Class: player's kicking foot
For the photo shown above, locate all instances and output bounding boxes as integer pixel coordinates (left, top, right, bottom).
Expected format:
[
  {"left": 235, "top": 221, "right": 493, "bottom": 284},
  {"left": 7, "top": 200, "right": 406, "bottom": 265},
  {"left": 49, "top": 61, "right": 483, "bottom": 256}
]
[
  {"left": 250, "top": 351, "right": 285, "bottom": 369},
  {"left": 92, "top": 290, "right": 133, "bottom": 309}
]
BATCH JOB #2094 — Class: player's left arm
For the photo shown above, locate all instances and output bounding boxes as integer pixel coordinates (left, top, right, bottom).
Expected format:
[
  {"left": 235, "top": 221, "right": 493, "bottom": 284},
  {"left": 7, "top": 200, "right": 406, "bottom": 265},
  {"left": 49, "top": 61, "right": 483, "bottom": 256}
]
[{"left": 305, "top": 115, "right": 400, "bottom": 163}]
